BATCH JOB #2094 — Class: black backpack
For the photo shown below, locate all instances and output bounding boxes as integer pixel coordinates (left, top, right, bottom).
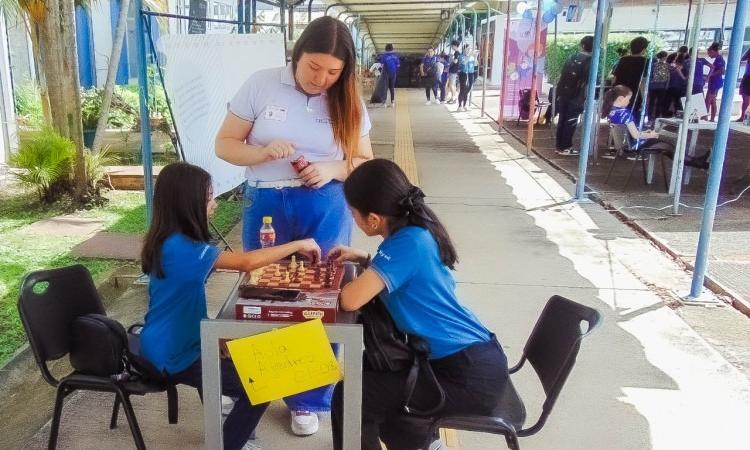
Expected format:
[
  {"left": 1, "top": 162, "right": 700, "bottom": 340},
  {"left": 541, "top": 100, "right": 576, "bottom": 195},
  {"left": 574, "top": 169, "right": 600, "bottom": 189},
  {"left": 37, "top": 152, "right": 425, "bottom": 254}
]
[
  {"left": 556, "top": 53, "right": 591, "bottom": 102},
  {"left": 69, "top": 313, "right": 163, "bottom": 382},
  {"left": 359, "top": 296, "right": 445, "bottom": 416}
]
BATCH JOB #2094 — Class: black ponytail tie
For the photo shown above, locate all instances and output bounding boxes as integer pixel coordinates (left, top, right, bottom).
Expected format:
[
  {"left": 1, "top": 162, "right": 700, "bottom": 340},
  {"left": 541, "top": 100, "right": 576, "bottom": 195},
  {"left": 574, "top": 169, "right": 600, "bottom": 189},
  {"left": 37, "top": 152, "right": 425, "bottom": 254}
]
[{"left": 399, "top": 186, "right": 433, "bottom": 222}]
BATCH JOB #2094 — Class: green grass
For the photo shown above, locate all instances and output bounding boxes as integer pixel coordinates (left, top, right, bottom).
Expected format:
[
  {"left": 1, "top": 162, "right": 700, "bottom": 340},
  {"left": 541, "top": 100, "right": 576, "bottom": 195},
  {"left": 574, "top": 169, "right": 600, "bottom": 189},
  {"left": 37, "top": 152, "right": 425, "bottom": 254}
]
[
  {"left": 107, "top": 198, "right": 242, "bottom": 236},
  {"left": 0, "top": 187, "right": 242, "bottom": 365}
]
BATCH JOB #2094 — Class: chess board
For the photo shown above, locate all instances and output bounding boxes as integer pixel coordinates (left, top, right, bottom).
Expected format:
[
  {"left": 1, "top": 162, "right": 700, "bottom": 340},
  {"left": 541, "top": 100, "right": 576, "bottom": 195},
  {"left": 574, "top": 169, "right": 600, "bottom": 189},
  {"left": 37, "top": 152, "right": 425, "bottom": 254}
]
[{"left": 248, "top": 261, "right": 344, "bottom": 291}]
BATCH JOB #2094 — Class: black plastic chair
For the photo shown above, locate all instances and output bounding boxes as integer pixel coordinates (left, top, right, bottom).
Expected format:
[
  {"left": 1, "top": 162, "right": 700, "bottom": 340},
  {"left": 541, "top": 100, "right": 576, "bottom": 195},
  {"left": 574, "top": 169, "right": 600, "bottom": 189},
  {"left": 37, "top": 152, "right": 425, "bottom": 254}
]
[
  {"left": 17, "top": 265, "right": 178, "bottom": 450},
  {"left": 419, "top": 295, "right": 602, "bottom": 450}
]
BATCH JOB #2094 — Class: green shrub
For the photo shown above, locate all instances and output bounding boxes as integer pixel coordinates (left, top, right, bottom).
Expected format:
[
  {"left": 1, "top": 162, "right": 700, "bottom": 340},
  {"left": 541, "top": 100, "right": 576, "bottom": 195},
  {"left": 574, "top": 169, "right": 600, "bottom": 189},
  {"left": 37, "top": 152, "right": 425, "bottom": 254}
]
[
  {"left": 546, "top": 33, "right": 667, "bottom": 84},
  {"left": 14, "top": 81, "right": 45, "bottom": 129},
  {"left": 10, "top": 128, "right": 75, "bottom": 202},
  {"left": 81, "top": 88, "right": 140, "bottom": 130},
  {"left": 84, "top": 146, "right": 116, "bottom": 191}
]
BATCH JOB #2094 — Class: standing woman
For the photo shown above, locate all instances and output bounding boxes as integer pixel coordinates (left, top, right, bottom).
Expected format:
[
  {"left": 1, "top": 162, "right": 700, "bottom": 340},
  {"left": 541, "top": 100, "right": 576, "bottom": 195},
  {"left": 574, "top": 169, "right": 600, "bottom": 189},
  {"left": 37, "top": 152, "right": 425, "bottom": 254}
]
[
  {"left": 215, "top": 16, "right": 373, "bottom": 436},
  {"left": 705, "top": 42, "right": 725, "bottom": 122}
]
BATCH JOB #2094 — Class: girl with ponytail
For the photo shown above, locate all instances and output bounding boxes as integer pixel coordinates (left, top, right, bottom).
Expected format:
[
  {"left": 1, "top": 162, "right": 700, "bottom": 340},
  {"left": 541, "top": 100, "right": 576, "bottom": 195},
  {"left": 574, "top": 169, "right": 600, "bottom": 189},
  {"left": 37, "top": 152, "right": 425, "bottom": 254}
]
[
  {"left": 328, "top": 159, "right": 509, "bottom": 450},
  {"left": 603, "top": 85, "right": 673, "bottom": 154}
]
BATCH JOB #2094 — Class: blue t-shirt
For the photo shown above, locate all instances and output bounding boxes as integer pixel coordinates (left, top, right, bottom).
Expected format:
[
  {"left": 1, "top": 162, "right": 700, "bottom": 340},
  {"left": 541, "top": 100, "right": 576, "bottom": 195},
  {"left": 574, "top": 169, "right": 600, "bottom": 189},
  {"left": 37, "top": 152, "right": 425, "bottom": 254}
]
[
  {"left": 140, "top": 234, "right": 221, "bottom": 374},
  {"left": 370, "top": 226, "right": 492, "bottom": 359},
  {"left": 608, "top": 106, "right": 645, "bottom": 148},
  {"left": 708, "top": 55, "right": 725, "bottom": 91},
  {"left": 379, "top": 51, "right": 400, "bottom": 75}
]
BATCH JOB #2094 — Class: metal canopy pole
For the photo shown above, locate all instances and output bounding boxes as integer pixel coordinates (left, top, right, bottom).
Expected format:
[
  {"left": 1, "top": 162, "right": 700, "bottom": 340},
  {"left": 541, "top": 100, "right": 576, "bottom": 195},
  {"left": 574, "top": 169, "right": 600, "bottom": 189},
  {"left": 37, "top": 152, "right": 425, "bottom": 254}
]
[
  {"left": 525, "top": 0, "right": 543, "bottom": 156},
  {"left": 135, "top": 0, "right": 154, "bottom": 224},
  {"left": 574, "top": 0, "right": 606, "bottom": 199},
  {"left": 498, "top": 0, "right": 511, "bottom": 130},
  {"left": 684, "top": 0, "right": 693, "bottom": 46},
  {"left": 689, "top": 0, "right": 749, "bottom": 299},
  {"left": 671, "top": 0, "right": 705, "bottom": 214},
  {"left": 635, "top": 0, "right": 662, "bottom": 148}
]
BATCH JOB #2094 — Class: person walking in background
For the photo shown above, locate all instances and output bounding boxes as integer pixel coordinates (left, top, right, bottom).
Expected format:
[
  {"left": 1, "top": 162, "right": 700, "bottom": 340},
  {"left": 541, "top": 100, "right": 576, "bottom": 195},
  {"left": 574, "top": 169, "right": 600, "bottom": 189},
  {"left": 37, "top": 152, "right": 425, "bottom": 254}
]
[
  {"left": 554, "top": 35, "right": 593, "bottom": 156},
  {"left": 379, "top": 43, "right": 400, "bottom": 108},
  {"left": 648, "top": 51, "right": 670, "bottom": 125},
  {"left": 705, "top": 42, "right": 725, "bottom": 122},
  {"left": 737, "top": 49, "right": 750, "bottom": 123},
  {"left": 446, "top": 41, "right": 460, "bottom": 104},
  {"left": 612, "top": 37, "right": 649, "bottom": 122},
  {"left": 420, "top": 47, "right": 439, "bottom": 105},
  {"left": 439, "top": 52, "right": 450, "bottom": 104}
]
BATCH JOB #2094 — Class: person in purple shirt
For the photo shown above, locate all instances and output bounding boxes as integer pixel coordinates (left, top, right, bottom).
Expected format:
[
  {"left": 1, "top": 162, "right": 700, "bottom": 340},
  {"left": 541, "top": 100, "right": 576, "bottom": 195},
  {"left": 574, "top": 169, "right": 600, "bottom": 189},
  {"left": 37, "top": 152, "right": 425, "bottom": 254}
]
[
  {"left": 705, "top": 42, "right": 725, "bottom": 122},
  {"left": 738, "top": 49, "right": 750, "bottom": 123},
  {"left": 378, "top": 43, "right": 400, "bottom": 107},
  {"left": 666, "top": 53, "right": 687, "bottom": 116}
]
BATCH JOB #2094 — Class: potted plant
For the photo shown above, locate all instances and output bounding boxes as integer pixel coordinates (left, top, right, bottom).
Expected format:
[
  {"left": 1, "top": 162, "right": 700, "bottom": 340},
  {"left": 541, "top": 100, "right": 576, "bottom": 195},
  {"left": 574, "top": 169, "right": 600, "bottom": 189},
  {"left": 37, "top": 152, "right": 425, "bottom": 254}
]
[{"left": 80, "top": 88, "right": 103, "bottom": 149}]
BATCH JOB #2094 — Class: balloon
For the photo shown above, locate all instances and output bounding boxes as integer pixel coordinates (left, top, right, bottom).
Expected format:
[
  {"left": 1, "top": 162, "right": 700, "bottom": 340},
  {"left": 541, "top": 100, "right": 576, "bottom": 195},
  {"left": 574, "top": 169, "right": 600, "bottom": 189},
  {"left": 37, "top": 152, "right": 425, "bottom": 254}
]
[
  {"left": 523, "top": 9, "right": 534, "bottom": 20},
  {"left": 510, "top": 72, "right": 519, "bottom": 81},
  {"left": 543, "top": 11, "right": 556, "bottom": 24},
  {"left": 516, "top": 2, "right": 529, "bottom": 15},
  {"left": 542, "top": 0, "right": 557, "bottom": 12},
  {"left": 554, "top": 2, "right": 564, "bottom": 14}
]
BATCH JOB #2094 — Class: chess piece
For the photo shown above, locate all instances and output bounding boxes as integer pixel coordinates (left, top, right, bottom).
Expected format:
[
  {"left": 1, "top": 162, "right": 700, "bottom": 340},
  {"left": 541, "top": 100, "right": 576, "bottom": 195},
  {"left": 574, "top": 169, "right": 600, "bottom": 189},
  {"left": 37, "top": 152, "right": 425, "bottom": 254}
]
[
  {"left": 298, "top": 261, "right": 305, "bottom": 273},
  {"left": 274, "top": 264, "right": 281, "bottom": 277},
  {"left": 290, "top": 255, "right": 298, "bottom": 271},
  {"left": 283, "top": 271, "right": 291, "bottom": 283}
]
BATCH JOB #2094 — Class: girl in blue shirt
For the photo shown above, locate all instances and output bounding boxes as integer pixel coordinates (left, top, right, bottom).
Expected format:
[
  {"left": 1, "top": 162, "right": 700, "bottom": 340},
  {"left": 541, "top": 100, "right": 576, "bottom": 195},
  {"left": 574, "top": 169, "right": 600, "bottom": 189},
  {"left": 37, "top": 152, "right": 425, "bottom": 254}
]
[
  {"left": 328, "top": 159, "right": 508, "bottom": 450},
  {"left": 705, "top": 42, "right": 726, "bottom": 122},
  {"left": 140, "top": 162, "right": 322, "bottom": 450}
]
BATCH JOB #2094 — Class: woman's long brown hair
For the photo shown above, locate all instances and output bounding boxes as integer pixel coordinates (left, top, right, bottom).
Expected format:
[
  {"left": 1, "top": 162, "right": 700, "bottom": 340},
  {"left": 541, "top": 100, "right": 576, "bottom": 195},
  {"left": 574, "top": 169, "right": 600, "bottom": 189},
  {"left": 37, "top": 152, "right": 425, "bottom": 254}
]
[{"left": 292, "top": 16, "right": 362, "bottom": 168}]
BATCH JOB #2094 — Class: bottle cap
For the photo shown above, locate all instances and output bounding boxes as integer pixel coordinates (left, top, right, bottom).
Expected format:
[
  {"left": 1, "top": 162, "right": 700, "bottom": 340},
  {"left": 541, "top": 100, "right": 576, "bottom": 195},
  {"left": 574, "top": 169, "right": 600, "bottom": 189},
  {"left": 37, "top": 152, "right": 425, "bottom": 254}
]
[{"left": 263, "top": 216, "right": 272, "bottom": 224}]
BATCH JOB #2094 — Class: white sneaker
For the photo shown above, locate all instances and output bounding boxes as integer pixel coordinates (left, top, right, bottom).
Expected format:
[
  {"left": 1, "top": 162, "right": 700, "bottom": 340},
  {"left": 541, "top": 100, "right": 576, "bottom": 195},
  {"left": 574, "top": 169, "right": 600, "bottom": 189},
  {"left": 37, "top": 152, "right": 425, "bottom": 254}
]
[
  {"left": 390, "top": 102, "right": 395, "bottom": 108},
  {"left": 290, "top": 410, "right": 319, "bottom": 436},
  {"left": 425, "top": 100, "right": 432, "bottom": 105},
  {"left": 221, "top": 395, "right": 235, "bottom": 416},
  {"left": 241, "top": 441, "right": 262, "bottom": 450}
]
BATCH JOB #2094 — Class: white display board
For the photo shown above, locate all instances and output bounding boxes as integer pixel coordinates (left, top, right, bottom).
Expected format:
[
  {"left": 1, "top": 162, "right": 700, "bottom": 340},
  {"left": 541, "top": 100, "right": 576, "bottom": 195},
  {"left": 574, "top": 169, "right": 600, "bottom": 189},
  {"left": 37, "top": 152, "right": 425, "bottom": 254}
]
[{"left": 160, "top": 33, "right": 285, "bottom": 195}]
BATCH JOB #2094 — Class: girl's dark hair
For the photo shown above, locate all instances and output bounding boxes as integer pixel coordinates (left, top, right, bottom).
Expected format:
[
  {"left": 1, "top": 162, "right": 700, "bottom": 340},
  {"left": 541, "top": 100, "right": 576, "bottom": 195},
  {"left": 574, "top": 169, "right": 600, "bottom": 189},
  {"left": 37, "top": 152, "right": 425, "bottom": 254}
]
[
  {"left": 666, "top": 52, "right": 677, "bottom": 64},
  {"left": 141, "top": 162, "right": 213, "bottom": 278},
  {"left": 656, "top": 50, "right": 668, "bottom": 59},
  {"left": 292, "top": 16, "right": 362, "bottom": 167},
  {"left": 344, "top": 159, "right": 458, "bottom": 269},
  {"left": 602, "top": 85, "right": 632, "bottom": 117},
  {"left": 708, "top": 42, "right": 721, "bottom": 52}
]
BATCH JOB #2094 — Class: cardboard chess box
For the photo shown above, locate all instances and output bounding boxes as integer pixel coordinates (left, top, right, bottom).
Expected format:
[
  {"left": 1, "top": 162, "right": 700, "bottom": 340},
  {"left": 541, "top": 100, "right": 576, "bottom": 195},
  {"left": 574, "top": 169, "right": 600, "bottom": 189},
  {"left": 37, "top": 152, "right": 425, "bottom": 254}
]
[{"left": 235, "top": 290, "right": 340, "bottom": 323}]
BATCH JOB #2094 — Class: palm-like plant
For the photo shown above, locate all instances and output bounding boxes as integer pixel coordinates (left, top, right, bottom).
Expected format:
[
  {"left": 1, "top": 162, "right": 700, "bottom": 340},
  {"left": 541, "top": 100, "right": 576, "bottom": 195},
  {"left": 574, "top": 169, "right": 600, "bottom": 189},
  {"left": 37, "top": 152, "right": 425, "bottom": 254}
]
[{"left": 10, "top": 128, "right": 75, "bottom": 202}]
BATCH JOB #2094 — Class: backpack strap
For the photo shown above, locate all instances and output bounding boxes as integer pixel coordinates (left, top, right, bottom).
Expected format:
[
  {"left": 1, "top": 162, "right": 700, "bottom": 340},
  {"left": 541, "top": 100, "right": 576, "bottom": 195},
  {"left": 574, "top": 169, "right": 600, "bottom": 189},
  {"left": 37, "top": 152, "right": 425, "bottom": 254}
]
[{"left": 402, "top": 337, "right": 446, "bottom": 417}]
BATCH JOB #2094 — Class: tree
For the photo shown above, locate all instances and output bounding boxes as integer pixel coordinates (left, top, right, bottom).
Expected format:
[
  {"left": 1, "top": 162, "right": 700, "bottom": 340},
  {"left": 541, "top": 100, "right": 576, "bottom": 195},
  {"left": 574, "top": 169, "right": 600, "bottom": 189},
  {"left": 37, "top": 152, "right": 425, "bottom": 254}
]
[
  {"left": 91, "top": 0, "right": 131, "bottom": 152},
  {"left": 12, "top": 0, "right": 86, "bottom": 200}
]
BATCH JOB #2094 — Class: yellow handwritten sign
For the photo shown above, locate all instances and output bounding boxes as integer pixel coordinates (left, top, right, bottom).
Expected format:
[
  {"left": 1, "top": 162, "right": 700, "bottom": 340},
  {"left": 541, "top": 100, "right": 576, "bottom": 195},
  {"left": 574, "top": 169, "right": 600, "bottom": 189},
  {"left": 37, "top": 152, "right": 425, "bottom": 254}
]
[{"left": 226, "top": 319, "right": 342, "bottom": 405}]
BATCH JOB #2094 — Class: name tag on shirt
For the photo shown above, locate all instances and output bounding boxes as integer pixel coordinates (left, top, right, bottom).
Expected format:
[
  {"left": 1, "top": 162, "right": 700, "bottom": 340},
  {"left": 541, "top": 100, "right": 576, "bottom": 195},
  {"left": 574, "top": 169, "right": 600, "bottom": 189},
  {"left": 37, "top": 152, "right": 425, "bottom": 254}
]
[{"left": 264, "top": 106, "right": 287, "bottom": 122}]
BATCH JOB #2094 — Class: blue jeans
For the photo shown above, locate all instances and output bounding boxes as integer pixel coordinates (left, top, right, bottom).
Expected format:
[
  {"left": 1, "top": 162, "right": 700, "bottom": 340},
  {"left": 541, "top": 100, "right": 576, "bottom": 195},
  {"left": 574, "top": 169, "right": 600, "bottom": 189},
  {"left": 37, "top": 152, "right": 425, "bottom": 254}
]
[
  {"left": 169, "top": 358, "right": 268, "bottom": 450},
  {"left": 242, "top": 180, "right": 351, "bottom": 411}
]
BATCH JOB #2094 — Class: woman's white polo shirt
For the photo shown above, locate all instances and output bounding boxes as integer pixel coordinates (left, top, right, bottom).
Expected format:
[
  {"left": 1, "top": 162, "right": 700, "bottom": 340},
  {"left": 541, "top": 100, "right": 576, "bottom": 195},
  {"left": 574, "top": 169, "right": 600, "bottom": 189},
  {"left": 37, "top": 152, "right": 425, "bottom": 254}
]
[{"left": 229, "top": 64, "right": 371, "bottom": 182}]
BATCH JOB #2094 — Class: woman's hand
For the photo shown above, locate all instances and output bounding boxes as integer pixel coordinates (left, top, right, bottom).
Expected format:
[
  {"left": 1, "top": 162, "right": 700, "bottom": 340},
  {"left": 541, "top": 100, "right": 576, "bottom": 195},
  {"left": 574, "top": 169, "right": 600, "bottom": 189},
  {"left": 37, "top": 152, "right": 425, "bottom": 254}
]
[
  {"left": 299, "top": 161, "right": 341, "bottom": 188},
  {"left": 328, "top": 246, "right": 369, "bottom": 264},
  {"left": 263, "top": 140, "right": 295, "bottom": 161},
  {"left": 295, "top": 239, "right": 321, "bottom": 264}
]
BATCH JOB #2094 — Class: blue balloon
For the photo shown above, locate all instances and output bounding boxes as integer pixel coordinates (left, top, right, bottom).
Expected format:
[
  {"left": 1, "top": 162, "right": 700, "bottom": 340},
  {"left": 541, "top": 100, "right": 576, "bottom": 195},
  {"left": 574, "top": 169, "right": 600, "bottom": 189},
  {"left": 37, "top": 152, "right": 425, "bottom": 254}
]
[
  {"left": 542, "top": 0, "right": 557, "bottom": 12},
  {"left": 543, "top": 11, "right": 556, "bottom": 24},
  {"left": 523, "top": 9, "right": 534, "bottom": 20}
]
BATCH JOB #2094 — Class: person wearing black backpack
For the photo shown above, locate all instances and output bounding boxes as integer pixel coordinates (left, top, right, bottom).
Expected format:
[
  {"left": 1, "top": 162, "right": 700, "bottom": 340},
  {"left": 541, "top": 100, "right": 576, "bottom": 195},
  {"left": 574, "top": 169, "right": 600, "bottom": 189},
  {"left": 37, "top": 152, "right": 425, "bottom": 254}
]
[
  {"left": 139, "top": 162, "right": 323, "bottom": 450},
  {"left": 554, "top": 35, "right": 593, "bottom": 156},
  {"left": 328, "top": 159, "right": 509, "bottom": 450}
]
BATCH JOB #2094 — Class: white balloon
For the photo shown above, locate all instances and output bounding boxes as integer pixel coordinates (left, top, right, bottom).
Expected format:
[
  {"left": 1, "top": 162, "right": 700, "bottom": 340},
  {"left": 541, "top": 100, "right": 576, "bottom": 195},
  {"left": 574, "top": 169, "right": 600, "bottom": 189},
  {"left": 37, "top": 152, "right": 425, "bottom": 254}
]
[
  {"left": 516, "top": 2, "right": 529, "bottom": 15},
  {"left": 510, "top": 72, "right": 519, "bottom": 81}
]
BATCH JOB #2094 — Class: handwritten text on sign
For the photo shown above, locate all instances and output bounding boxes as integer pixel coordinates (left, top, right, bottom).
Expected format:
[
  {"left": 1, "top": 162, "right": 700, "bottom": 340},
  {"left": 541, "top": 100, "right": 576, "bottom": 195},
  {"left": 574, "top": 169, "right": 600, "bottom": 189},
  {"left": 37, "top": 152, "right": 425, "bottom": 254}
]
[{"left": 226, "top": 319, "right": 342, "bottom": 405}]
